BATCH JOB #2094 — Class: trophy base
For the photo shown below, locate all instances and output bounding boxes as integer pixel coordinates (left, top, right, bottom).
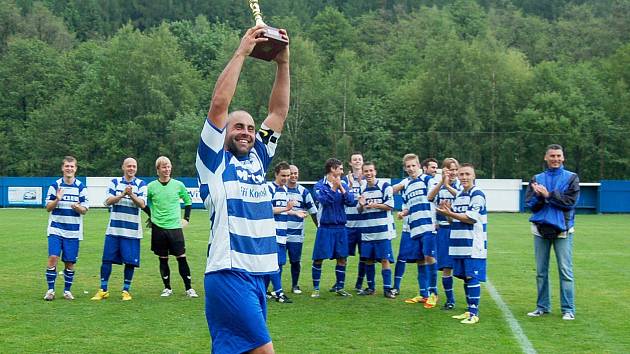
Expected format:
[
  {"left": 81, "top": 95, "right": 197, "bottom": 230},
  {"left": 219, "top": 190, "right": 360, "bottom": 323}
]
[{"left": 250, "top": 26, "right": 288, "bottom": 61}]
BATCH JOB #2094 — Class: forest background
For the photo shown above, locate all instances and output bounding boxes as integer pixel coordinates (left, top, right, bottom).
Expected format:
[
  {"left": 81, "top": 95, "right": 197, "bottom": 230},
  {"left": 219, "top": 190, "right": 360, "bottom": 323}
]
[{"left": 1, "top": 0, "right": 629, "bottom": 181}]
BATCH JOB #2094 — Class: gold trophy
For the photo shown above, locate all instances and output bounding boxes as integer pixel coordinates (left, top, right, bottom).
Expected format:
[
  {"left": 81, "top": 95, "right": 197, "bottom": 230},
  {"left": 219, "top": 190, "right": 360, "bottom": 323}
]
[{"left": 248, "top": 0, "right": 288, "bottom": 61}]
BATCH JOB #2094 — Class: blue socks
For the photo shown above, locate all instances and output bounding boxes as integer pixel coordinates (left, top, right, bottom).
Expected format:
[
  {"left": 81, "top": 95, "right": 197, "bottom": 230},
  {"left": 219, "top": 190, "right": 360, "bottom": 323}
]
[
  {"left": 63, "top": 269, "right": 75, "bottom": 292},
  {"left": 312, "top": 262, "right": 322, "bottom": 290},
  {"left": 123, "top": 264, "right": 135, "bottom": 292},
  {"left": 417, "top": 264, "right": 428, "bottom": 297},
  {"left": 394, "top": 259, "right": 406, "bottom": 290},
  {"left": 290, "top": 261, "right": 300, "bottom": 288},
  {"left": 335, "top": 265, "right": 346, "bottom": 290},
  {"left": 100, "top": 262, "right": 113, "bottom": 291},
  {"left": 443, "top": 275, "right": 455, "bottom": 304},
  {"left": 382, "top": 268, "right": 392, "bottom": 291},
  {"left": 366, "top": 263, "right": 376, "bottom": 290},
  {"left": 428, "top": 262, "right": 438, "bottom": 296},
  {"left": 466, "top": 278, "right": 481, "bottom": 316},
  {"left": 355, "top": 261, "right": 366, "bottom": 289},
  {"left": 45, "top": 267, "right": 57, "bottom": 290}
]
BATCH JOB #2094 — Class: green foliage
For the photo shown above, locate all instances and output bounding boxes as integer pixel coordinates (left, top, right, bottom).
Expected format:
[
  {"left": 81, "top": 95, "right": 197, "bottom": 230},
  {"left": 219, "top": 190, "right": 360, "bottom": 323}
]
[{"left": 1, "top": 0, "right": 630, "bottom": 180}]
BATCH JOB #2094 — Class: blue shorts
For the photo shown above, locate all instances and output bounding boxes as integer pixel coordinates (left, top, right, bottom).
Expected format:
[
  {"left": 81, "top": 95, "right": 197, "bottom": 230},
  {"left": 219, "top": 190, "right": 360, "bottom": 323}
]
[
  {"left": 205, "top": 271, "right": 271, "bottom": 354},
  {"left": 346, "top": 227, "right": 362, "bottom": 256},
  {"left": 276, "top": 243, "right": 287, "bottom": 266},
  {"left": 453, "top": 258, "right": 487, "bottom": 282},
  {"left": 286, "top": 242, "right": 303, "bottom": 263},
  {"left": 436, "top": 226, "right": 453, "bottom": 270},
  {"left": 48, "top": 235, "right": 80, "bottom": 263},
  {"left": 102, "top": 235, "right": 141, "bottom": 267},
  {"left": 397, "top": 231, "right": 420, "bottom": 262},
  {"left": 312, "top": 226, "right": 348, "bottom": 261},
  {"left": 413, "top": 232, "right": 437, "bottom": 260},
  {"left": 360, "top": 239, "right": 393, "bottom": 262}
]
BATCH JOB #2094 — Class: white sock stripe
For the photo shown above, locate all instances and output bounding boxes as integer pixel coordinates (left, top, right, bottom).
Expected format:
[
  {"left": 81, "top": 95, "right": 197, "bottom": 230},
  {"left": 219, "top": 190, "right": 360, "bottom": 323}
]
[
  {"left": 467, "top": 284, "right": 481, "bottom": 288},
  {"left": 486, "top": 279, "right": 537, "bottom": 354}
]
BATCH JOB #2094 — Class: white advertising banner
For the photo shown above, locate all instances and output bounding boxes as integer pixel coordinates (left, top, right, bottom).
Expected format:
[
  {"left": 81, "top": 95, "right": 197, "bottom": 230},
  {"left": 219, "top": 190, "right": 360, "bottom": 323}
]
[{"left": 8, "top": 186, "right": 42, "bottom": 205}]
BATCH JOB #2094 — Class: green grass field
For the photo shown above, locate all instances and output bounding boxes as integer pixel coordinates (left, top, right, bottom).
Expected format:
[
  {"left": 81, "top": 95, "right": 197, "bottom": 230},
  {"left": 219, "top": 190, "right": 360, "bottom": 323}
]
[{"left": 1, "top": 209, "right": 629, "bottom": 353}]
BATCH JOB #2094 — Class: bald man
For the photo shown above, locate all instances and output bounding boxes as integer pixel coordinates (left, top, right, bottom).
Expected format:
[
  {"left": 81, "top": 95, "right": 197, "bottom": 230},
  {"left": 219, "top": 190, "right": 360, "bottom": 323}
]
[
  {"left": 91, "top": 157, "right": 148, "bottom": 301},
  {"left": 196, "top": 25, "right": 290, "bottom": 354}
]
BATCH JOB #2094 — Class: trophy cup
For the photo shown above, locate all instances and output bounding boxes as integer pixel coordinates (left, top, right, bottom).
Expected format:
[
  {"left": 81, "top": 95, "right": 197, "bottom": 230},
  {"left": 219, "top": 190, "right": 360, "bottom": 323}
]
[{"left": 248, "top": 0, "right": 288, "bottom": 61}]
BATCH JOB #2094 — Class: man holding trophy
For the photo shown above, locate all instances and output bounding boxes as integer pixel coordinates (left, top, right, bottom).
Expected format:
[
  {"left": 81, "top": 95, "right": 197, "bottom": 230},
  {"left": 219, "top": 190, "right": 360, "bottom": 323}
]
[{"left": 195, "top": 1, "right": 289, "bottom": 352}]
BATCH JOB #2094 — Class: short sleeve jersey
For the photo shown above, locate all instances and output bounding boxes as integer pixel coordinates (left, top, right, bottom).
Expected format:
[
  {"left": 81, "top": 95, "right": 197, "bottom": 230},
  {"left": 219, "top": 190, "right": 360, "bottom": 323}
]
[
  {"left": 196, "top": 119, "right": 280, "bottom": 275},
  {"left": 106, "top": 177, "right": 147, "bottom": 239},
  {"left": 449, "top": 186, "right": 487, "bottom": 259},
  {"left": 47, "top": 178, "right": 89, "bottom": 240}
]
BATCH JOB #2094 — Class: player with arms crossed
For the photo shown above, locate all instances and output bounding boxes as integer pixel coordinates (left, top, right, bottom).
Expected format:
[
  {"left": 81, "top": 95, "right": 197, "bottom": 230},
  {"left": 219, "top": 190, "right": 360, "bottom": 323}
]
[
  {"left": 43, "top": 156, "right": 89, "bottom": 301},
  {"left": 196, "top": 25, "right": 290, "bottom": 354},
  {"left": 436, "top": 163, "right": 487, "bottom": 324},
  {"left": 91, "top": 157, "right": 147, "bottom": 301}
]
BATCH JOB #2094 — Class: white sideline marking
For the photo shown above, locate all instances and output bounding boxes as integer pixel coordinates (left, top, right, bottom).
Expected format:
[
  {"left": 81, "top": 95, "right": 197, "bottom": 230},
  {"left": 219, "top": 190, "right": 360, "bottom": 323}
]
[{"left": 486, "top": 279, "right": 537, "bottom": 354}]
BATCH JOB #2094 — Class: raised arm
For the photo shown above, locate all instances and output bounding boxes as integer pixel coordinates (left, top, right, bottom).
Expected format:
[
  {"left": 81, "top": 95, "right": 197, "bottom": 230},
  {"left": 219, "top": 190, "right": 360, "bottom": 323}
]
[
  {"left": 207, "top": 25, "right": 268, "bottom": 129},
  {"left": 261, "top": 30, "right": 290, "bottom": 133}
]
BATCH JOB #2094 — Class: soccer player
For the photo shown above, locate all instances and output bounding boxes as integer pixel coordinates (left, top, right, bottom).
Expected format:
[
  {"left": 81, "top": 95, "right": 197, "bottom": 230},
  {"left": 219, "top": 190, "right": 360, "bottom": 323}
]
[
  {"left": 91, "top": 157, "right": 147, "bottom": 301},
  {"left": 286, "top": 164, "right": 318, "bottom": 294},
  {"left": 355, "top": 162, "right": 396, "bottom": 298},
  {"left": 343, "top": 152, "right": 366, "bottom": 292},
  {"left": 267, "top": 161, "right": 307, "bottom": 303},
  {"left": 311, "top": 158, "right": 356, "bottom": 298},
  {"left": 436, "top": 163, "right": 487, "bottom": 324},
  {"left": 196, "top": 25, "right": 289, "bottom": 354},
  {"left": 428, "top": 158, "right": 460, "bottom": 310},
  {"left": 145, "top": 156, "right": 197, "bottom": 298},
  {"left": 393, "top": 154, "right": 437, "bottom": 308},
  {"left": 417, "top": 157, "right": 440, "bottom": 308},
  {"left": 43, "top": 156, "right": 89, "bottom": 301}
]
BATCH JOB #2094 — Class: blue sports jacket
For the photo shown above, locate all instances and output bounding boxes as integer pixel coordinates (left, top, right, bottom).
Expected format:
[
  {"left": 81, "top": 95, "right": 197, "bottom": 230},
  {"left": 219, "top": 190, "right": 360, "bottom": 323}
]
[
  {"left": 313, "top": 177, "right": 356, "bottom": 226},
  {"left": 525, "top": 166, "right": 580, "bottom": 231}
]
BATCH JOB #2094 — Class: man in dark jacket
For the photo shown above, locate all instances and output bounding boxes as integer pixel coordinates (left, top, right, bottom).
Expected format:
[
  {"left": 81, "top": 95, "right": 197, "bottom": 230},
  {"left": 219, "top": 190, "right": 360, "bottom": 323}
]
[{"left": 525, "top": 144, "right": 579, "bottom": 321}]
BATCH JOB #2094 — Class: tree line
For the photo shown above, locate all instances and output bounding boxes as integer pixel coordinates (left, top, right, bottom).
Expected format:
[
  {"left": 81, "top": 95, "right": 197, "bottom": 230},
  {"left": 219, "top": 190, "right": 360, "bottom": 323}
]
[{"left": 1, "top": 0, "right": 629, "bottom": 181}]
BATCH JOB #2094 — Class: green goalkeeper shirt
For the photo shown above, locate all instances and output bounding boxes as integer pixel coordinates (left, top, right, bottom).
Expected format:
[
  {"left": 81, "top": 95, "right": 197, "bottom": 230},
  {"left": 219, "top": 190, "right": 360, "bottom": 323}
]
[{"left": 147, "top": 178, "right": 192, "bottom": 229}]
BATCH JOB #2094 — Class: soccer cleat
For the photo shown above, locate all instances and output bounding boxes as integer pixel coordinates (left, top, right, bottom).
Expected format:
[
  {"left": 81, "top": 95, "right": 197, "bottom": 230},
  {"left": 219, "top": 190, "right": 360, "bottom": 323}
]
[
  {"left": 63, "top": 291, "right": 75, "bottom": 300},
  {"left": 404, "top": 295, "right": 428, "bottom": 304},
  {"left": 527, "top": 309, "right": 549, "bottom": 317},
  {"left": 460, "top": 315, "right": 480, "bottom": 324},
  {"left": 390, "top": 288, "right": 400, "bottom": 296},
  {"left": 91, "top": 289, "right": 110, "bottom": 301},
  {"left": 266, "top": 291, "right": 274, "bottom": 299},
  {"left": 335, "top": 289, "right": 353, "bottom": 297},
  {"left": 185, "top": 288, "right": 199, "bottom": 298},
  {"left": 358, "top": 288, "right": 375, "bottom": 296},
  {"left": 384, "top": 289, "right": 397, "bottom": 299},
  {"left": 441, "top": 303, "right": 455, "bottom": 311},
  {"left": 452, "top": 311, "right": 471, "bottom": 320},
  {"left": 310, "top": 290, "right": 320, "bottom": 298},
  {"left": 121, "top": 291, "right": 132, "bottom": 301},
  {"left": 423, "top": 294, "right": 439, "bottom": 309},
  {"left": 43, "top": 289, "right": 55, "bottom": 301},
  {"left": 292, "top": 286, "right": 302, "bottom": 294},
  {"left": 160, "top": 288, "right": 173, "bottom": 297},
  {"left": 329, "top": 285, "right": 338, "bottom": 292},
  {"left": 276, "top": 293, "right": 293, "bottom": 303},
  {"left": 354, "top": 287, "right": 363, "bottom": 293},
  {"left": 562, "top": 312, "right": 575, "bottom": 321}
]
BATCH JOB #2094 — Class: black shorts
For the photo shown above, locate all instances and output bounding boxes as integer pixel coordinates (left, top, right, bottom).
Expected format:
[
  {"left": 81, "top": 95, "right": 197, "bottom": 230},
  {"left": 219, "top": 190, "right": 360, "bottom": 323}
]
[{"left": 151, "top": 225, "right": 186, "bottom": 257}]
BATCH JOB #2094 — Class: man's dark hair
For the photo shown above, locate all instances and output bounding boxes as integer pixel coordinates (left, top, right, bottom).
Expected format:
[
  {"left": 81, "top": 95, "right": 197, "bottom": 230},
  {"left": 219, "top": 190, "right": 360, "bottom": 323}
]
[
  {"left": 421, "top": 158, "right": 438, "bottom": 168},
  {"left": 460, "top": 162, "right": 475, "bottom": 170},
  {"left": 546, "top": 144, "right": 564, "bottom": 153},
  {"left": 350, "top": 152, "right": 363, "bottom": 158},
  {"left": 324, "top": 158, "right": 343, "bottom": 174},
  {"left": 274, "top": 161, "right": 291, "bottom": 174},
  {"left": 362, "top": 161, "right": 376, "bottom": 170}
]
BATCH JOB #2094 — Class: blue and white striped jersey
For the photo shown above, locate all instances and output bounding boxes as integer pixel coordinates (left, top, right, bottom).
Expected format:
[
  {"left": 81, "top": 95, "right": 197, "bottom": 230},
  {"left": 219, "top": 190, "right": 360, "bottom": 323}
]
[
  {"left": 421, "top": 173, "right": 439, "bottom": 226},
  {"left": 398, "top": 176, "right": 435, "bottom": 239},
  {"left": 357, "top": 179, "right": 395, "bottom": 241},
  {"left": 435, "top": 180, "right": 461, "bottom": 226},
  {"left": 47, "top": 178, "right": 89, "bottom": 240},
  {"left": 269, "top": 182, "right": 289, "bottom": 245},
  {"left": 344, "top": 174, "right": 364, "bottom": 229},
  {"left": 286, "top": 184, "right": 317, "bottom": 243},
  {"left": 449, "top": 186, "right": 487, "bottom": 259},
  {"left": 196, "top": 119, "right": 279, "bottom": 275},
  {"left": 105, "top": 177, "right": 147, "bottom": 239}
]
